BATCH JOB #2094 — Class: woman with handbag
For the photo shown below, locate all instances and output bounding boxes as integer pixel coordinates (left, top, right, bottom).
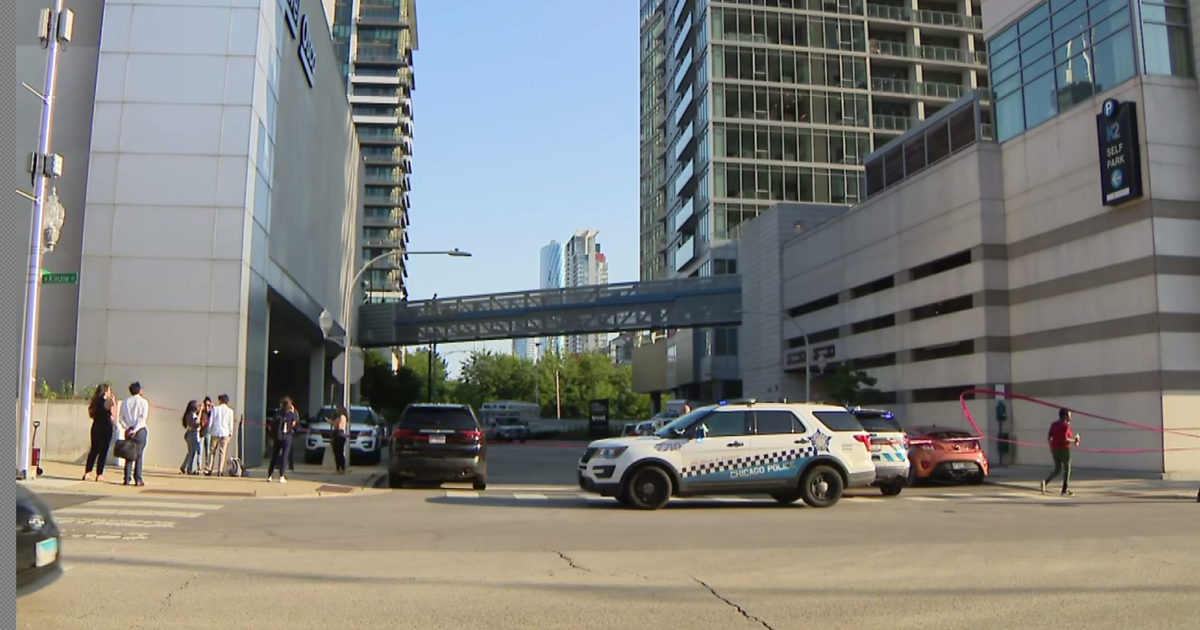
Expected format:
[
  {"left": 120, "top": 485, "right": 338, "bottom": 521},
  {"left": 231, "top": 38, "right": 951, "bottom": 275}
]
[
  {"left": 331, "top": 406, "right": 349, "bottom": 473},
  {"left": 82, "top": 384, "right": 117, "bottom": 481},
  {"left": 180, "top": 400, "right": 203, "bottom": 475}
]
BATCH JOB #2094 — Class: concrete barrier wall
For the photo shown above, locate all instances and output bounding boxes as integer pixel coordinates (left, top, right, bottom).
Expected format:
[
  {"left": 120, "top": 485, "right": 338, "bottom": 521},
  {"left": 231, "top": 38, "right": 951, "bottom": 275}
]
[{"left": 24, "top": 400, "right": 256, "bottom": 473}]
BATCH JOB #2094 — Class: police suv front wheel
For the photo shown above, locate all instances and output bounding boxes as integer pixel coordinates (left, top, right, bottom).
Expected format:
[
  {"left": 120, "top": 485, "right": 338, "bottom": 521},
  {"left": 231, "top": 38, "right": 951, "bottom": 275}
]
[
  {"left": 800, "top": 465, "right": 844, "bottom": 508},
  {"left": 623, "top": 466, "right": 672, "bottom": 510}
]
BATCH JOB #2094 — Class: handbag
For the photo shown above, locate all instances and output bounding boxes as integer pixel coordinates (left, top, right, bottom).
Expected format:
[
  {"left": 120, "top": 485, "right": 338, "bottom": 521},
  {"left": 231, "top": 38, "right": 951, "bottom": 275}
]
[{"left": 114, "top": 438, "right": 139, "bottom": 461}]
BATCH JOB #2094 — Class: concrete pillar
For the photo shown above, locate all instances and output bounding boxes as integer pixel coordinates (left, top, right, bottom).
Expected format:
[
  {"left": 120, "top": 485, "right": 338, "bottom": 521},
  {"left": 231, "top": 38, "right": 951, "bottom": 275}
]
[{"left": 308, "top": 345, "right": 326, "bottom": 418}]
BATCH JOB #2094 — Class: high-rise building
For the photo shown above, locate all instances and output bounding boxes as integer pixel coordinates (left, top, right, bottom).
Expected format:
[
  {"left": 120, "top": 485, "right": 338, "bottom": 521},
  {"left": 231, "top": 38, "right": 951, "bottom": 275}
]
[
  {"left": 332, "top": 0, "right": 418, "bottom": 303},
  {"left": 638, "top": 0, "right": 989, "bottom": 401},
  {"left": 539, "top": 240, "right": 564, "bottom": 355},
  {"left": 564, "top": 230, "right": 609, "bottom": 354},
  {"left": 512, "top": 338, "right": 536, "bottom": 361}
]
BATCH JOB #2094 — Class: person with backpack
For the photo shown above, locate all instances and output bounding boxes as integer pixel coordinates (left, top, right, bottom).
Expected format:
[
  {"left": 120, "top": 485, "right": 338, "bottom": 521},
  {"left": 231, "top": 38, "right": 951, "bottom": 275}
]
[
  {"left": 179, "top": 400, "right": 202, "bottom": 475},
  {"left": 267, "top": 397, "right": 298, "bottom": 483}
]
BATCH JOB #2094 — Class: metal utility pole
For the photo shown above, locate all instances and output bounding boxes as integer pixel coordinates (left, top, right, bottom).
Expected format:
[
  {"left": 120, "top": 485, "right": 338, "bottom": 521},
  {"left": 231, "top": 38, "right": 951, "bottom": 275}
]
[
  {"left": 534, "top": 341, "right": 542, "bottom": 408},
  {"left": 427, "top": 342, "right": 437, "bottom": 402},
  {"left": 18, "top": 0, "right": 73, "bottom": 481}
]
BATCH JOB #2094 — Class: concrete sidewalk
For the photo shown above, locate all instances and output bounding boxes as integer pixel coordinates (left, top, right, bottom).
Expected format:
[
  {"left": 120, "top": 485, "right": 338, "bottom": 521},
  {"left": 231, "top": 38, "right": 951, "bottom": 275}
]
[
  {"left": 23, "top": 460, "right": 387, "bottom": 499},
  {"left": 984, "top": 465, "right": 1200, "bottom": 500}
]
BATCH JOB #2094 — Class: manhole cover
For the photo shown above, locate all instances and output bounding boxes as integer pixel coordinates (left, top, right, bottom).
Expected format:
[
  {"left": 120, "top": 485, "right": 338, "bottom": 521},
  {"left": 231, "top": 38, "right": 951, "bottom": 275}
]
[{"left": 315, "top": 484, "right": 354, "bottom": 494}]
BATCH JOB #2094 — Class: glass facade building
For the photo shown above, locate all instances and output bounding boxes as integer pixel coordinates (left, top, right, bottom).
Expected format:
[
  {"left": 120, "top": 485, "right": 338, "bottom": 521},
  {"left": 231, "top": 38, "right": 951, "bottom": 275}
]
[
  {"left": 333, "top": 0, "right": 418, "bottom": 302},
  {"left": 638, "top": 0, "right": 991, "bottom": 399},
  {"left": 989, "top": 0, "right": 1194, "bottom": 143}
]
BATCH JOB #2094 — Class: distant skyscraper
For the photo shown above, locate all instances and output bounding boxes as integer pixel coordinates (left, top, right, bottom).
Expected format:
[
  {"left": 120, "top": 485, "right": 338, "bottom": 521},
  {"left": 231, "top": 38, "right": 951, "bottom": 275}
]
[
  {"left": 539, "top": 240, "right": 563, "bottom": 355},
  {"left": 564, "top": 230, "right": 608, "bottom": 354},
  {"left": 513, "top": 338, "right": 535, "bottom": 361}
]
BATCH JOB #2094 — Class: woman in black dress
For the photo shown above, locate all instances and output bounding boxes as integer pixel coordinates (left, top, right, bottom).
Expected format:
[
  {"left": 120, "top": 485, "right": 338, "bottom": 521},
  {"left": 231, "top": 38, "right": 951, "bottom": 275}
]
[{"left": 83, "top": 384, "right": 117, "bottom": 481}]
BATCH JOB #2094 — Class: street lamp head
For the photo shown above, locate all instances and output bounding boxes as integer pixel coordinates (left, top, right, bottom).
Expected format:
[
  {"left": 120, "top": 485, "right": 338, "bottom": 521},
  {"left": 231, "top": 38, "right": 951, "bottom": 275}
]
[
  {"left": 318, "top": 309, "right": 333, "bottom": 337},
  {"left": 447, "top": 249, "right": 471, "bottom": 257}
]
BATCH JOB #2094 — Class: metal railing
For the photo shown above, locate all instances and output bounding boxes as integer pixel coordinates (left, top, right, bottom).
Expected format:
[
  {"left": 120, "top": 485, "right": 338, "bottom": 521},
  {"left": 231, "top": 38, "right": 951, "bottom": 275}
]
[
  {"left": 873, "top": 113, "right": 915, "bottom": 132},
  {"left": 871, "top": 77, "right": 967, "bottom": 99},
  {"left": 865, "top": 4, "right": 983, "bottom": 29},
  {"left": 869, "top": 40, "right": 984, "bottom": 66}
]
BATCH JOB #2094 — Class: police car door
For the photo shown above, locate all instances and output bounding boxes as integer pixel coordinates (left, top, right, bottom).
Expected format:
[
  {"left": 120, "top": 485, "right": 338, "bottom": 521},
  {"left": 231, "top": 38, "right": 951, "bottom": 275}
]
[
  {"left": 679, "top": 409, "right": 755, "bottom": 494},
  {"left": 748, "top": 409, "right": 809, "bottom": 491}
]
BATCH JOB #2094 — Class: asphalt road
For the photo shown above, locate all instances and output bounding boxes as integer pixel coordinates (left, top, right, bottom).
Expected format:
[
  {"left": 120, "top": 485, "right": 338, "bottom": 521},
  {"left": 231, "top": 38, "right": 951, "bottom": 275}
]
[{"left": 18, "top": 444, "right": 1200, "bottom": 630}]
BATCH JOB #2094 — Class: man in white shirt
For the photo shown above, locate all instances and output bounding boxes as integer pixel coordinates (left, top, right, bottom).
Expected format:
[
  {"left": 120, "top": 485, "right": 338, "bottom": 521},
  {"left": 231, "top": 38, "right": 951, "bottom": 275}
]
[
  {"left": 205, "top": 394, "right": 236, "bottom": 476},
  {"left": 117, "top": 382, "right": 150, "bottom": 486}
]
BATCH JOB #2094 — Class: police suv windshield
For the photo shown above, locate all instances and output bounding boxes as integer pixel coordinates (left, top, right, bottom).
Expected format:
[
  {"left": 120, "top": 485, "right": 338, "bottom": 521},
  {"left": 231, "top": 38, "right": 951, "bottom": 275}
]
[{"left": 653, "top": 408, "right": 711, "bottom": 438}]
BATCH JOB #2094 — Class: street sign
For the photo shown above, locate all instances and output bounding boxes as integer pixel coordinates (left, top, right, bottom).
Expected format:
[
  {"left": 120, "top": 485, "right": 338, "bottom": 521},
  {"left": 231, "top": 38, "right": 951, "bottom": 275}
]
[
  {"left": 40, "top": 271, "right": 77, "bottom": 284},
  {"left": 1096, "top": 99, "right": 1143, "bottom": 206},
  {"left": 589, "top": 399, "right": 610, "bottom": 439},
  {"left": 332, "top": 349, "right": 365, "bottom": 384}
]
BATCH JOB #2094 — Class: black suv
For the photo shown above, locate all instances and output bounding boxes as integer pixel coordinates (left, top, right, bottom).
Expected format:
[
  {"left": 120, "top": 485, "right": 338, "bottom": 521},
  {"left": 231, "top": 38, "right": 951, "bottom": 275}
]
[{"left": 388, "top": 404, "right": 487, "bottom": 490}]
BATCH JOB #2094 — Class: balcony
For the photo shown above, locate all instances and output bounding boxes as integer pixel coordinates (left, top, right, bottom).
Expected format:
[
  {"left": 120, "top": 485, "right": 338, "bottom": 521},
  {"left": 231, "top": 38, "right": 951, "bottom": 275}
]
[
  {"left": 363, "top": 214, "right": 405, "bottom": 228},
  {"left": 356, "top": 128, "right": 406, "bottom": 145},
  {"left": 871, "top": 77, "right": 968, "bottom": 100},
  {"left": 362, "top": 148, "right": 406, "bottom": 165},
  {"left": 362, "top": 237, "right": 404, "bottom": 248},
  {"left": 357, "top": 7, "right": 411, "bottom": 27},
  {"left": 356, "top": 51, "right": 407, "bottom": 66},
  {"left": 865, "top": 4, "right": 983, "bottom": 30},
  {"left": 869, "top": 40, "right": 986, "bottom": 66},
  {"left": 873, "top": 113, "right": 916, "bottom": 132}
]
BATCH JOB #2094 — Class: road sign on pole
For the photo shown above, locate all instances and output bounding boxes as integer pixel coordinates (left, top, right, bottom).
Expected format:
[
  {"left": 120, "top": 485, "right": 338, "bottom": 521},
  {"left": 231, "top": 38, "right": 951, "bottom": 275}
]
[
  {"left": 332, "top": 349, "right": 365, "bottom": 384},
  {"left": 40, "top": 271, "right": 77, "bottom": 284}
]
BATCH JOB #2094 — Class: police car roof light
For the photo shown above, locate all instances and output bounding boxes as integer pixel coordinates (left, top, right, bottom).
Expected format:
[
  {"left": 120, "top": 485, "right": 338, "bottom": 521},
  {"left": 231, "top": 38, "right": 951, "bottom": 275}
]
[{"left": 721, "top": 398, "right": 757, "bottom": 406}]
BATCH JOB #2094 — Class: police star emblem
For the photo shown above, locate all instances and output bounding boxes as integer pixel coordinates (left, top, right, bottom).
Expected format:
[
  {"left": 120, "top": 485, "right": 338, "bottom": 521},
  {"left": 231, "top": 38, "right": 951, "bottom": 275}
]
[{"left": 809, "top": 430, "right": 832, "bottom": 453}]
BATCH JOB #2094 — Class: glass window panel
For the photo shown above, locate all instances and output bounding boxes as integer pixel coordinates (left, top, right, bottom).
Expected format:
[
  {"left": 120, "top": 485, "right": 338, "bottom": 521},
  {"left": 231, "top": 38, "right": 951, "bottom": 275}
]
[
  {"left": 1024, "top": 51, "right": 1055, "bottom": 79},
  {"left": 1020, "top": 20, "right": 1052, "bottom": 47},
  {"left": 1140, "top": 3, "right": 1189, "bottom": 24},
  {"left": 996, "top": 93, "right": 1026, "bottom": 142},
  {"left": 1143, "top": 24, "right": 1194, "bottom": 77},
  {"left": 1055, "top": 54, "right": 1095, "bottom": 111},
  {"left": 1090, "top": 4, "right": 1130, "bottom": 39},
  {"left": 1052, "top": 0, "right": 1088, "bottom": 27},
  {"left": 1051, "top": 0, "right": 1081, "bottom": 12},
  {"left": 992, "top": 56, "right": 1020, "bottom": 83},
  {"left": 994, "top": 74, "right": 1022, "bottom": 98},
  {"left": 1054, "top": 30, "right": 1088, "bottom": 63},
  {"left": 1093, "top": 27, "right": 1136, "bottom": 91},
  {"left": 990, "top": 24, "right": 1018, "bottom": 51},
  {"left": 1021, "top": 36, "right": 1053, "bottom": 65},
  {"left": 1023, "top": 71, "right": 1057, "bottom": 129},
  {"left": 1019, "top": 4, "right": 1051, "bottom": 34},
  {"left": 1089, "top": 0, "right": 1128, "bottom": 21}
]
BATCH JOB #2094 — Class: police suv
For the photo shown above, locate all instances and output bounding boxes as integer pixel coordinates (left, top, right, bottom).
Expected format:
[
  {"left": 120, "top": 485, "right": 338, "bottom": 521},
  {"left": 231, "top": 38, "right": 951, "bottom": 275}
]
[
  {"left": 577, "top": 400, "right": 877, "bottom": 510},
  {"left": 848, "top": 407, "right": 909, "bottom": 496}
]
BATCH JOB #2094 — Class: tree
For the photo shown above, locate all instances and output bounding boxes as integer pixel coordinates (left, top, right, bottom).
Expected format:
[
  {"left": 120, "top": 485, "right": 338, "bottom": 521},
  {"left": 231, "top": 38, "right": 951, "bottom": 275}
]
[
  {"left": 403, "top": 348, "right": 451, "bottom": 403},
  {"left": 453, "top": 347, "right": 652, "bottom": 421},
  {"left": 359, "top": 350, "right": 423, "bottom": 421},
  {"left": 824, "top": 360, "right": 882, "bottom": 407}
]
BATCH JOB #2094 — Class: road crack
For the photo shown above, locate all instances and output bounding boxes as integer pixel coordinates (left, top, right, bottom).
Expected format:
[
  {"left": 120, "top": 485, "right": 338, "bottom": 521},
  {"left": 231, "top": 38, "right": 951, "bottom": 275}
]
[
  {"left": 159, "top": 573, "right": 197, "bottom": 613},
  {"left": 694, "top": 577, "right": 775, "bottom": 630},
  {"left": 553, "top": 550, "right": 593, "bottom": 573}
]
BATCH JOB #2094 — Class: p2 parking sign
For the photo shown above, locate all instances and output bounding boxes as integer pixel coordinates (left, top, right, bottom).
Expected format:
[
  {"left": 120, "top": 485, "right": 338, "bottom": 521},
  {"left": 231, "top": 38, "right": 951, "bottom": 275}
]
[{"left": 1096, "top": 99, "right": 1143, "bottom": 207}]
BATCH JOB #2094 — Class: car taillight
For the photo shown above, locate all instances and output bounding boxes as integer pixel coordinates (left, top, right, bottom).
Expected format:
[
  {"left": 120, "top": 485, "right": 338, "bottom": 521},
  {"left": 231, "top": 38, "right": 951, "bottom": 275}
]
[
  {"left": 392, "top": 428, "right": 424, "bottom": 440},
  {"left": 853, "top": 435, "right": 871, "bottom": 451},
  {"left": 460, "top": 429, "right": 482, "bottom": 440}
]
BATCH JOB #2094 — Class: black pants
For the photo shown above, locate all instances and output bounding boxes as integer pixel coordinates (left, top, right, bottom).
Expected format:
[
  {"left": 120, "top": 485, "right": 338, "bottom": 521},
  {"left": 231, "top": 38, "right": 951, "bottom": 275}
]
[
  {"left": 268, "top": 435, "right": 293, "bottom": 478},
  {"left": 123, "top": 428, "right": 148, "bottom": 484},
  {"left": 331, "top": 434, "right": 347, "bottom": 471},
  {"left": 85, "top": 425, "right": 113, "bottom": 476}
]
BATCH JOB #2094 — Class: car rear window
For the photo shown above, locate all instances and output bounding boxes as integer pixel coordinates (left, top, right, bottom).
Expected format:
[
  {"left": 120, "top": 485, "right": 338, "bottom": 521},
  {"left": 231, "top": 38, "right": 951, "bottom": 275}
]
[
  {"left": 925, "top": 429, "right": 976, "bottom": 440},
  {"left": 400, "top": 407, "right": 478, "bottom": 431},
  {"left": 811, "top": 410, "right": 867, "bottom": 432},
  {"left": 855, "top": 415, "right": 903, "bottom": 433}
]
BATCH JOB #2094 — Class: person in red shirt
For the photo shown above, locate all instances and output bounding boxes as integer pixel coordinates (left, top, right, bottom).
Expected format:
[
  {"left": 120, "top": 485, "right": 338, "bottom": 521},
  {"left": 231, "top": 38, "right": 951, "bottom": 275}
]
[{"left": 1042, "top": 408, "right": 1081, "bottom": 495}]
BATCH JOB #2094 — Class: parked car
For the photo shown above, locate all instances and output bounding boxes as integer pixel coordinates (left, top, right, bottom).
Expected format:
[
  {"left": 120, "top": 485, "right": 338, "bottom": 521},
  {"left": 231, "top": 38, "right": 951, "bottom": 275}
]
[
  {"left": 16, "top": 485, "right": 62, "bottom": 597},
  {"left": 483, "top": 417, "right": 528, "bottom": 443},
  {"left": 388, "top": 403, "right": 487, "bottom": 490},
  {"left": 848, "top": 407, "right": 909, "bottom": 496},
  {"left": 906, "top": 425, "right": 989, "bottom": 484},
  {"left": 304, "top": 405, "right": 386, "bottom": 465},
  {"left": 577, "top": 400, "right": 877, "bottom": 510},
  {"left": 621, "top": 423, "right": 639, "bottom": 437}
]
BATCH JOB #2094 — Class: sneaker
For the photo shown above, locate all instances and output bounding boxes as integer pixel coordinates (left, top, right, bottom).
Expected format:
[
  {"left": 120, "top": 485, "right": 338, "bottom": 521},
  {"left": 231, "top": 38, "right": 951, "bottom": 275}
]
[
  {"left": 266, "top": 476, "right": 273, "bottom": 483},
  {"left": 1061, "top": 489, "right": 1074, "bottom": 496},
  {"left": 1040, "top": 481, "right": 1046, "bottom": 494},
  {"left": 279, "top": 477, "right": 287, "bottom": 484}
]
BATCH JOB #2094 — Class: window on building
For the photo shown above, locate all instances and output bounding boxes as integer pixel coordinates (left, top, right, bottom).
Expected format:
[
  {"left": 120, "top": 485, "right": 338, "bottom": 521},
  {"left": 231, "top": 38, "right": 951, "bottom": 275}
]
[
  {"left": 1140, "top": 0, "right": 1194, "bottom": 77},
  {"left": 988, "top": 0, "right": 1137, "bottom": 142}
]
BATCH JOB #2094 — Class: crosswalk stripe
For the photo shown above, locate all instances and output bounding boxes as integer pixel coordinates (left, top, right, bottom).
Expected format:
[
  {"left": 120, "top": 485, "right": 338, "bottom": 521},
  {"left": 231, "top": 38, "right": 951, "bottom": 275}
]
[
  {"left": 63, "top": 532, "right": 150, "bottom": 541},
  {"left": 53, "top": 517, "right": 177, "bottom": 529},
  {"left": 905, "top": 496, "right": 946, "bottom": 502},
  {"left": 512, "top": 493, "right": 548, "bottom": 500},
  {"left": 711, "top": 497, "right": 755, "bottom": 503},
  {"left": 55, "top": 507, "right": 205, "bottom": 518},
  {"left": 90, "top": 500, "right": 223, "bottom": 510},
  {"left": 445, "top": 491, "right": 479, "bottom": 498},
  {"left": 578, "top": 494, "right": 610, "bottom": 501}
]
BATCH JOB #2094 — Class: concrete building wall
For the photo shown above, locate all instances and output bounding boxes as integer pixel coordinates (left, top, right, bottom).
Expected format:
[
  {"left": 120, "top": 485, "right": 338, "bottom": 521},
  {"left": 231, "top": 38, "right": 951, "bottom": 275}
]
[
  {"left": 16, "top": 0, "right": 107, "bottom": 389},
  {"left": 69, "top": 0, "right": 357, "bottom": 468}
]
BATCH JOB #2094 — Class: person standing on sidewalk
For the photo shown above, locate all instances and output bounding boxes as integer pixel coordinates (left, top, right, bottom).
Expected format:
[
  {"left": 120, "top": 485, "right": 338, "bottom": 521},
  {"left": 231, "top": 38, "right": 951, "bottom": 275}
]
[
  {"left": 205, "top": 394, "right": 235, "bottom": 476},
  {"left": 198, "top": 397, "right": 213, "bottom": 473},
  {"left": 83, "top": 384, "right": 117, "bottom": 482},
  {"left": 180, "top": 400, "right": 202, "bottom": 475},
  {"left": 117, "top": 382, "right": 150, "bottom": 487},
  {"left": 267, "top": 397, "right": 299, "bottom": 483},
  {"left": 331, "top": 406, "right": 349, "bottom": 473},
  {"left": 1042, "top": 407, "right": 1081, "bottom": 496}
]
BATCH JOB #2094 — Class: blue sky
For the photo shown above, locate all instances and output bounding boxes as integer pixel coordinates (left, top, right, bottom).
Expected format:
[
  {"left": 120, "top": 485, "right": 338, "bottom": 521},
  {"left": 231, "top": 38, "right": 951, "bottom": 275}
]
[{"left": 399, "top": 0, "right": 642, "bottom": 374}]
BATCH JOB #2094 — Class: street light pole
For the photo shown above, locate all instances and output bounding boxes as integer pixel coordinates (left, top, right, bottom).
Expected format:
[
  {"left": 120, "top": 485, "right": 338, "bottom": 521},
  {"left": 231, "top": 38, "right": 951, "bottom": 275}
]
[
  {"left": 737, "top": 309, "right": 811, "bottom": 402},
  {"left": 320, "top": 249, "right": 470, "bottom": 462},
  {"left": 18, "top": 0, "right": 73, "bottom": 480},
  {"left": 534, "top": 341, "right": 542, "bottom": 409}
]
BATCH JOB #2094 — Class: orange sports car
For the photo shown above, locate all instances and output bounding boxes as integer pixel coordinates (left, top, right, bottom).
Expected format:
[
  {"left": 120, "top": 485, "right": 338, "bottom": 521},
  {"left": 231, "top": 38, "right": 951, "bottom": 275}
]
[{"left": 906, "top": 425, "right": 989, "bottom": 485}]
